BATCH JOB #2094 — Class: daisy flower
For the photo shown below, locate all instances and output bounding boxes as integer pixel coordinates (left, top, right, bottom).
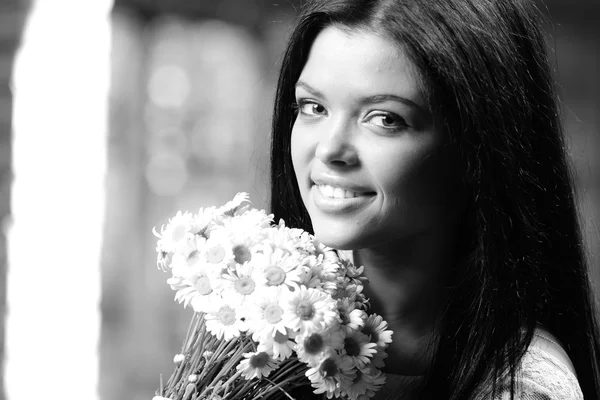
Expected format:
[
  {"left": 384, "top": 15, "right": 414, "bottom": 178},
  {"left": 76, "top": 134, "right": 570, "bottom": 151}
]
[
  {"left": 319, "top": 258, "right": 342, "bottom": 282},
  {"left": 262, "top": 221, "right": 310, "bottom": 255},
  {"left": 369, "top": 347, "right": 388, "bottom": 369},
  {"left": 306, "top": 352, "right": 356, "bottom": 399},
  {"left": 167, "top": 276, "right": 186, "bottom": 291},
  {"left": 257, "top": 328, "right": 297, "bottom": 361},
  {"left": 169, "top": 236, "right": 210, "bottom": 280},
  {"left": 188, "top": 275, "right": 223, "bottom": 313},
  {"left": 220, "top": 263, "right": 266, "bottom": 306},
  {"left": 311, "top": 258, "right": 342, "bottom": 294},
  {"left": 202, "top": 228, "right": 234, "bottom": 268},
  {"left": 247, "top": 288, "right": 289, "bottom": 340},
  {"left": 169, "top": 253, "right": 194, "bottom": 280},
  {"left": 295, "top": 325, "right": 345, "bottom": 366},
  {"left": 153, "top": 211, "right": 194, "bottom": 253},
  {"left": 222, "top": 212, "right": 268, "bottom": 237},
  {"left": 338, "top": 255, "right": 366, "bottom": 278},
  {"left": 313, "top": 238, "right": 335, "bottom": 260},
  {"left": 236, "top": 351, "right": 278, "bottom": 380},
  {"left": 343, "top": 368, "right": 369, "bottom": 400},
  {"left": 364, "top": 368, "right": 387, "bottom": 397},
  {"left": 343, "top": 367, "right": 386, "bottom": 400},
  {"left": 204, "top": 299, "right": 248, "bottom": 340},
  {"left": 233, "top": 207, "right": 273, "bottom": 228},
  {"left": 173, "top": 286, "right": 199, "bottom": 308},
  {"left": 218, "top": 192, "right": 250, "bottom": 217},
  {"left": 156, "top": 249, "right": 174, "bottom": 271},
  {"left": 297, "top": 254, "right": 322, "bottom": 288},
  {"left": 218, "top": 219, "right": 263, "bottom": 265},
  {"left": 330, "top": 277, "right": 360, "bottom": 301},
  {"left": 341, "top": 330, "right": 378, "bottom": 368},
  {"left": 283, "top": 286, "right": 339, "bottom": 335},
  {"left": 190, "top": 205, "right": 218, "bottom": 237},
  {"left": 337, "top": 298, "right": 366, "bottom": 332},
  {"left": 173, "top": 261, "right": 224, "bottom": 312},
  {"left": 251, "top": 246, "right": 304, "bottom": 291},
  {"left": 362, "top": 314, "right": 393, "bottom": 348}
]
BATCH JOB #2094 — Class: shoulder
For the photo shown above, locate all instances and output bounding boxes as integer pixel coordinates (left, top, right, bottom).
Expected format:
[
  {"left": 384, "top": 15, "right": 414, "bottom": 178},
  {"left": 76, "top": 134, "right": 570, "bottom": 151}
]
[
  {"left": 488, "top": 328, "right": 584, "bottom": 400},
  {"left": 527, "top": 328, "right": 576, "bottom": 376}
]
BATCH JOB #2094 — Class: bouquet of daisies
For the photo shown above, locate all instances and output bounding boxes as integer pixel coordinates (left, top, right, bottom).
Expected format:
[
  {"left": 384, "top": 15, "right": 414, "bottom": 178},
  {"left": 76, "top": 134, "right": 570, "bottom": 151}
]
[{"left": 152, "top": 193, "right": 391, "bottom": 400}]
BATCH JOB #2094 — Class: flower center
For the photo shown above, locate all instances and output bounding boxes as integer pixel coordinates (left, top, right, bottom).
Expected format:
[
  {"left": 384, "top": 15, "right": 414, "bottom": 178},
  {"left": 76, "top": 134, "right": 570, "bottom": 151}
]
[
  {"left": 264, "top": 266, "right": 286, "bottom": 286},
  {"left": 362, "top": 325, "right": 379, "bottom": 344},
  {"left": 206, "top": 245, "right": 225, "bottom": 263},
  {"left": 263, "top": 304, "right": 283, "bottom": 324},
  {"left": 273, "top": 330, "right": 289, "bottom": 344},
  {"left": 339, "top": 310, "right": 349, "bottom": 325},
  {"left": 234, "top": 276, "right": 256, "bottom": 295},
  {"left": 195, "top": 276, "right": 213, "bottom": 295},
  {"left": 233, "top": 245, "right": 252, "bottom": 264},
  {"left": 320, "top": 358, "right": 338, "bottom": 378},
  {"left": 344, "top": 337, "right": 361, "bottom": 357},
  {"left": 303, "top": 333, "right": 324, "bottom": 354},
  {"left": 217, "top": 305, "right": 236, "bottom": 326},
  {"left": 353, "top": 369, "right": 363, "bottom": 383},
  {"left": 296, "top": 300, "right": 315, "bottom": 320},
  {"left": 158, "top": 251, "right": 173, "bottom": 269},
  {"left": 249, "top": 352, "right": 270, "bottom": 368},
  {"left": 187, "top": 250, "right": 200, "bottom": 265}
]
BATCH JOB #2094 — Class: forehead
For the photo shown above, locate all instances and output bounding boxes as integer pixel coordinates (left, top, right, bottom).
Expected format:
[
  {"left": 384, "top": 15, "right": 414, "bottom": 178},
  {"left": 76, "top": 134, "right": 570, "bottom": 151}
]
[{"left": 298, "top": 26, "right": 425, "bottom": 104}]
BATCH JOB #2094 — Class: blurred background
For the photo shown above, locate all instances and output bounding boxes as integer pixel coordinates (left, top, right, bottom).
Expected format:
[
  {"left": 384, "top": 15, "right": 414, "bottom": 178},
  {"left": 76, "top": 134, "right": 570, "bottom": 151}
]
[{"left": 0, "top": 0, "right": 597, "bottom": 399}]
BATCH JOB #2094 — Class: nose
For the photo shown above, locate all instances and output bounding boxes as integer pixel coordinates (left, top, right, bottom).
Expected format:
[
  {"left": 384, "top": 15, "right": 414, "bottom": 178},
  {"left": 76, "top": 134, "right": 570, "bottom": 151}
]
[{"left": 314, "top": 118, "right": 358, "bottom": 167}]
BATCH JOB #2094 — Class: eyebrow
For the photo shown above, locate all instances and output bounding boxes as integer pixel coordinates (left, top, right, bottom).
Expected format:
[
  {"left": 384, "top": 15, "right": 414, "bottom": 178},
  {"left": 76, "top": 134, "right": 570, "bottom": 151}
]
[{"left": 295, "top": 80, "right": 427, "bottom": 114}]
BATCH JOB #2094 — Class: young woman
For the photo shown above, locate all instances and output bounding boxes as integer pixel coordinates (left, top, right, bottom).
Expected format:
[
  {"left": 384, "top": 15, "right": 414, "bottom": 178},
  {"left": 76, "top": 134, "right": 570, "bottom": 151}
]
[{"left": 269, "top": 0, "right": 600, "bottom": 399}]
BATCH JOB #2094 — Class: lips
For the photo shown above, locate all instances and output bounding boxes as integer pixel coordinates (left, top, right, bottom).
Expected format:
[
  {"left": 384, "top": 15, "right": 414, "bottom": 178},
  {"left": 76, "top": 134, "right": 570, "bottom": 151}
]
[
  {"left": 311, "top": 175, "right": 374, "bottom": 197},
  {"left": 309, "top": 175, "right": 376, "bottom": 214}
]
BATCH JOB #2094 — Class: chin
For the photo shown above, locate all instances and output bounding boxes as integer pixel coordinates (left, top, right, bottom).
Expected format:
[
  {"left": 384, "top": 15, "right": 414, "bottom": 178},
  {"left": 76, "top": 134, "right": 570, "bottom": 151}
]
[{"left": 311, "top": 223, "right": 364, "bottom": 251}]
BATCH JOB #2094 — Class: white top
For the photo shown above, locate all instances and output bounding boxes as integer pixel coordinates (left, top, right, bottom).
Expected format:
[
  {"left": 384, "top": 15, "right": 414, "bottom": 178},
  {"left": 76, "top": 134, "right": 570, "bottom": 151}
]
[
  {"left": 482, "top": 328, "right": 584, "bottom": 400},
  {"left": 373, "top": 328, "right": 584, "bottom": 399}
]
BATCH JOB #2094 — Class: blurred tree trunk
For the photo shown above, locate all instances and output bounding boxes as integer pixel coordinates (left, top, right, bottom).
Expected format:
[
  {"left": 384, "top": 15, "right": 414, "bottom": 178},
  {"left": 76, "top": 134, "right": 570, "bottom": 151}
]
[
  {"left": 99, "top": 9, "right": 148, "bottom": 400},
  {"left": 0, "top": 2, "right": 30, "bottom": 400}
]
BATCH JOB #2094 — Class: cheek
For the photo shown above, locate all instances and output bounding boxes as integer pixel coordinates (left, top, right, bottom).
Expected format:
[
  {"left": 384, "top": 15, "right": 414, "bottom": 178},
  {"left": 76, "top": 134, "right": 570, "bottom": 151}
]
[
  {"left": 384, "top": 147, "right": 461, "bottom": 215},
  {"left": 291, "top": 125, "right": 313, "bottom": 175},
  {"left": 290, "top": 127, "right": 308, "bottom": 192},
  {"left": 290, "top": 127, "right": 301, "bottom": 173}
]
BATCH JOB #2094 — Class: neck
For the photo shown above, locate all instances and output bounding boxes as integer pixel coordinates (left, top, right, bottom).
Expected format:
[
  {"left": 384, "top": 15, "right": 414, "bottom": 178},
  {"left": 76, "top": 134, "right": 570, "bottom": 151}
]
[{"left": 352, "top": 224, "right": 459, "bottom": 375}]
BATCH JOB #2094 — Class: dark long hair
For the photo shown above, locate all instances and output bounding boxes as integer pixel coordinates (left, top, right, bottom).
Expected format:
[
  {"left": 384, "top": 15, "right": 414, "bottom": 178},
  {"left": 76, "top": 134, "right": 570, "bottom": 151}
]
[{"left": 270, "top": 0, "right": 600, "bottom": 398}]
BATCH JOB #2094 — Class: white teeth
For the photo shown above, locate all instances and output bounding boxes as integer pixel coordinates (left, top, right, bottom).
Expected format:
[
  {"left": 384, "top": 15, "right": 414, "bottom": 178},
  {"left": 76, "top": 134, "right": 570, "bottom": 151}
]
[
  {"left": 333, "top": 188, "right": 345, "bottom": 198},
  {"left": 320, "top": 185, "right": 335, "bottom": 197},
  {"left": 317, "top": 185, "right": 357, "bottom": 199}
]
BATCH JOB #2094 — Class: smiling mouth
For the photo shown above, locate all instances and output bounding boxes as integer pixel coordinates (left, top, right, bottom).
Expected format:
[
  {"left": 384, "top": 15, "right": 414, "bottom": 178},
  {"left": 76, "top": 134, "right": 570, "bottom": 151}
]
[{"left": 315, "top": 184, "right": 374, "bottom": 199}]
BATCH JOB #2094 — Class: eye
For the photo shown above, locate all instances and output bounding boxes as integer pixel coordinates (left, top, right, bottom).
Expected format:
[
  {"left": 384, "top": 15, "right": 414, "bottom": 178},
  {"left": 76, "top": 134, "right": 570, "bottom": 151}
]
[
  {"left": 295, "top": 100, "right": 327, "bottom": 117},
  {"left": 365, "top": 112, "right": 408, "bottom": 131}
]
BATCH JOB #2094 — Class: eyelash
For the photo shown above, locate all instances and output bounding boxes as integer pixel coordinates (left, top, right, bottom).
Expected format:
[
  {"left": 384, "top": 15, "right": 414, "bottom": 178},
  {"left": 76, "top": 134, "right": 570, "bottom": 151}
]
[
  {"left": 366, "top": 113, "right": 409, "bottom": 132},
  {"left": 293, "top": 99, "right": 409, "bottom": 133},
  {"left": 293, "top": 99, "right": 327, "bottom": 117}
]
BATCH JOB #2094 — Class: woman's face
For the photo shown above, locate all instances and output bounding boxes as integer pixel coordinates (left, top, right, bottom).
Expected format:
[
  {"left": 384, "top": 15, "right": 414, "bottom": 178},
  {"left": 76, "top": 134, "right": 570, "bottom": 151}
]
[{"left": 291, "top": 26, "right": 460, "bottom": 250}]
